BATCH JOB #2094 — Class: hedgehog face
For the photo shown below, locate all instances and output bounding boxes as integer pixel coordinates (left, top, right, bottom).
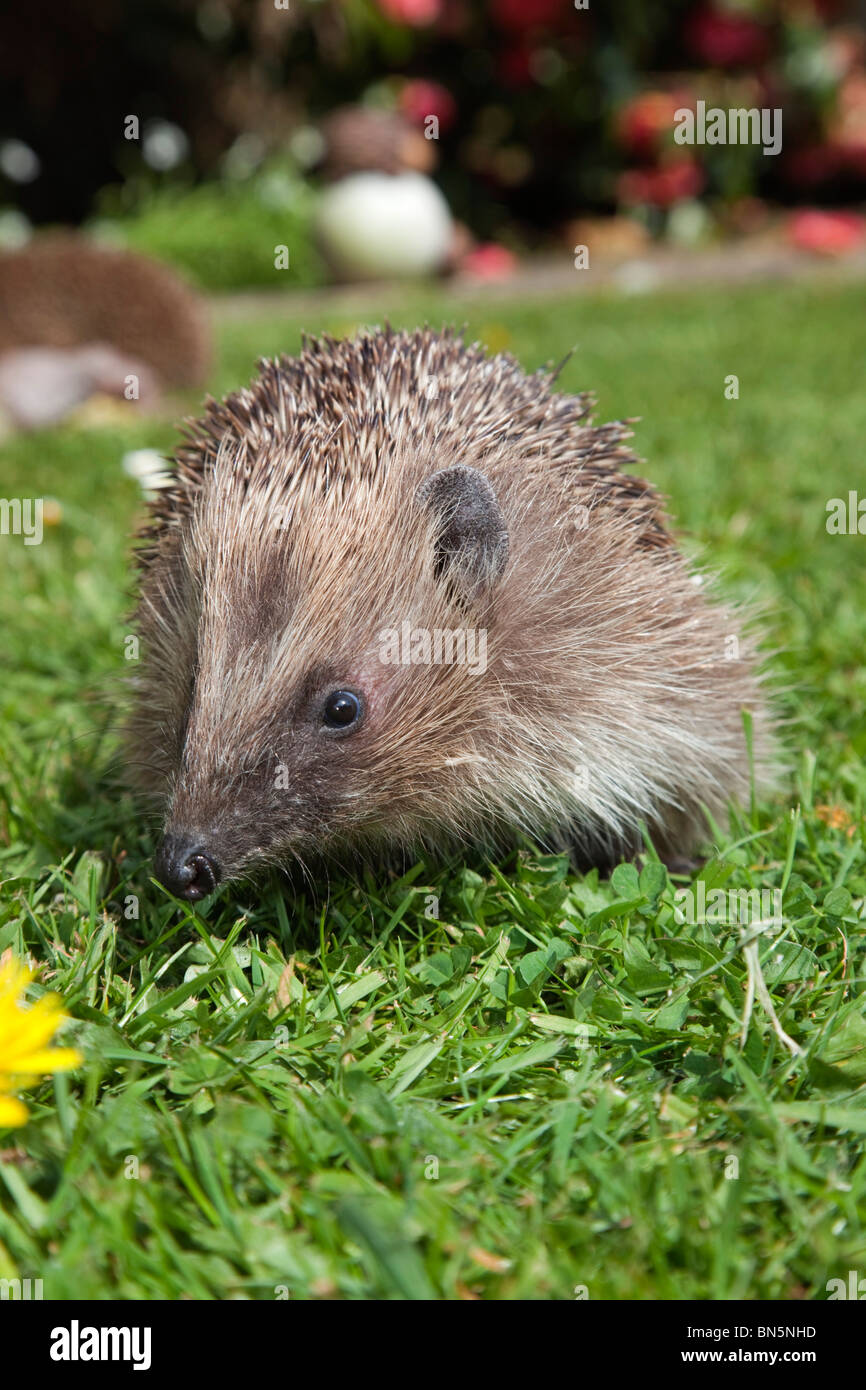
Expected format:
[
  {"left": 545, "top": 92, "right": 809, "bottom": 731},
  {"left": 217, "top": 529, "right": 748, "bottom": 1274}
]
[{"left": 148, "top": 462, "right": 510, "bottom": 899}]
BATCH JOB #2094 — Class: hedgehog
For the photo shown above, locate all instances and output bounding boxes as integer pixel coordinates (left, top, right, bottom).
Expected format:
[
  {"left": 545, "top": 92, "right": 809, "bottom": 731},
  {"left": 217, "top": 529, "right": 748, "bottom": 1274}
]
[
  {"left": 317, "top": 106, "right": 438, "bottom": 183},
  {"left": 0, "top": 234, "right": 212, "bottom": 390},
  {"left": 128, "top": 327, "right": 780, "bottom": 901}
]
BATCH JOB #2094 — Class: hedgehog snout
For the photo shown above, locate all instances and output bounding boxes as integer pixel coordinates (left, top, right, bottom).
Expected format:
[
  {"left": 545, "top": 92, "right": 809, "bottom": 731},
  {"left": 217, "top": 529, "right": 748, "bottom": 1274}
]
[{"left": 154, "top": 834, "right": 221, "bottom": 902}]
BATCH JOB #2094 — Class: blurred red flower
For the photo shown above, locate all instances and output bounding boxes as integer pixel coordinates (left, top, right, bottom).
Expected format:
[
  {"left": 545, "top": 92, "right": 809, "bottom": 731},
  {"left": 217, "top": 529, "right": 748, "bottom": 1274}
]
[
  {"left": 618, "top": 158, "right": 704, "bottom": 209},
  {"left": 783, "top": 143, "right": 842, "bottom": 188},
  {"left": 498, "top": 43, "right": 535, "bottom": 88},
  {"left": 788, "top": 209, "right": 866, "bottom": 255},
  {"left": 436, "top": 0, "right": 471, "bottom": 37},
  {"left": 460, "top": 243, "right": 519, "bottom": 278},
  {"left": 377, "top": 0, "right": 442, "bottom": 25},
  {"left": 839, "top": 143, "right": 866, "bottom": 178},
  {"left": 685, "top": 6, "right": 771, "bottom": 68},
  {"left": 400, "top": 80, "right": 457, "bottom": 133},
  {"left": 616, "top": 91, "right": 691, "bottom": 158},
  {"left": 490, "top": 0, "right": 566, "bottom": 34}
]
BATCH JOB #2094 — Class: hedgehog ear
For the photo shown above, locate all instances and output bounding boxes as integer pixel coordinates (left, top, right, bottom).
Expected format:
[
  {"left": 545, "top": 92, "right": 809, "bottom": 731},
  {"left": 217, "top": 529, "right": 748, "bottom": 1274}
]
[{"left": 417, "top": 466, "right": 509, "bottom": 602}]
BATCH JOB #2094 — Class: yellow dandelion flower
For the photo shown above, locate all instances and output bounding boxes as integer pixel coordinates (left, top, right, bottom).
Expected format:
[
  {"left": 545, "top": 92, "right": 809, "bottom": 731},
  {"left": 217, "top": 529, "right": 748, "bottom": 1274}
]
[{"left": 0, "top": 956, "right": 82, "bottom": 1128}]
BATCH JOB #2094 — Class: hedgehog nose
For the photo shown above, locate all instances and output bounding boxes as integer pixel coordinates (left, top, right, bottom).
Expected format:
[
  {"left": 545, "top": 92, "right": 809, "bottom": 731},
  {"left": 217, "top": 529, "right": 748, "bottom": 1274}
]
[{"left": 154, "top": 836, "right": 220, "bottom": 901}]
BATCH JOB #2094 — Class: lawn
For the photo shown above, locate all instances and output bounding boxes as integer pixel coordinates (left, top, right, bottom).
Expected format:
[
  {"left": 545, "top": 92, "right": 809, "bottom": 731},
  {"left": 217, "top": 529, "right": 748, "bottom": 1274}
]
[{"left": 0, "top": 277, "right": 864, "bottom": 1300}]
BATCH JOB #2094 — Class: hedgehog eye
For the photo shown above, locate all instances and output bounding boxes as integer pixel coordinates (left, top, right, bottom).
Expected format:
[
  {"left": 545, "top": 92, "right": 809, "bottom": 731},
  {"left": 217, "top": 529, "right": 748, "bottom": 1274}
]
[{"left": 322, "top": 690, "right": 363, "bottom": 730}]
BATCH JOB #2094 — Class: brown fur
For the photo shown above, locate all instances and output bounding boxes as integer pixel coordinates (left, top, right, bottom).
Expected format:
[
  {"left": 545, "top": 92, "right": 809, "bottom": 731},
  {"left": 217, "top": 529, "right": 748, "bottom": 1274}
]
[
  {"left": 0, "top": 234, "right": 211, "bottom": 388},
  {"left": 129, "top": 327, "right": 780, "bottom": 891},
  {"left": 319, "top": 106, "right": 436, "bottom": 181}
]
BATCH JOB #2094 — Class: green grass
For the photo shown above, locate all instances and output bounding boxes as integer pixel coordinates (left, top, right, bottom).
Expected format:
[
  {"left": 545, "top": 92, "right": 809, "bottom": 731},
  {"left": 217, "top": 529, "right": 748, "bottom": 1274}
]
[{"left": 1, "top": 278, "right": 865, "bottom": 1300}]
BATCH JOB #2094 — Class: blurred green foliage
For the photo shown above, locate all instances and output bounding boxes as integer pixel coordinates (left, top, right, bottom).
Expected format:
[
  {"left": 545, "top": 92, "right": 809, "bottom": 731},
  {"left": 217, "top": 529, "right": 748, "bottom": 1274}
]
[{"left": 93, "top": 160, "right": 326, "bottom": 291}]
